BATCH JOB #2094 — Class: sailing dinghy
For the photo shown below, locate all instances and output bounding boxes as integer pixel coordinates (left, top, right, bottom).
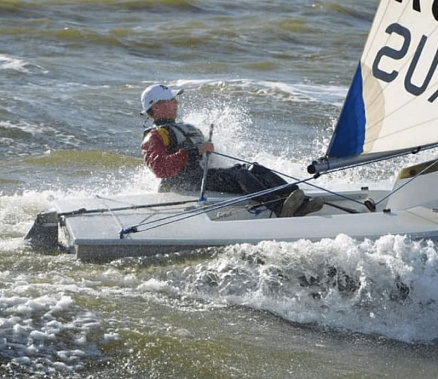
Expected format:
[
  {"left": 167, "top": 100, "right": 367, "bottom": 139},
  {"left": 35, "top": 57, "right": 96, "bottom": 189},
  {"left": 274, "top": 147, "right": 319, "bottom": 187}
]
[{"left": 26, "top": 0, "right": 438, "bottom": 262}]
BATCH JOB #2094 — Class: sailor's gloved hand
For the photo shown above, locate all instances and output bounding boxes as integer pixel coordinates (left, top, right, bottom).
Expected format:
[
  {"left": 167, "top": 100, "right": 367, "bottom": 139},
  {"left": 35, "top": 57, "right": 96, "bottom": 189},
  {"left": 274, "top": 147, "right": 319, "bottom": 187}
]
[
  {"left": 184, "top": 142, "right": 214, "bottom": 164},
  {"left": 198, "top": 142, "right": 214, "bottom": 155}
]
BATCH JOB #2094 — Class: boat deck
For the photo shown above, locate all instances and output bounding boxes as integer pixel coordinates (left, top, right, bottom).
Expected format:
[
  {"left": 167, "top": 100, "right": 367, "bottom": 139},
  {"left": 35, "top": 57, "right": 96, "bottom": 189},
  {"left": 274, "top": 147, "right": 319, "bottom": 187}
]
[{"left": 47, "top": 189, "right": 438, "bottom": 263}]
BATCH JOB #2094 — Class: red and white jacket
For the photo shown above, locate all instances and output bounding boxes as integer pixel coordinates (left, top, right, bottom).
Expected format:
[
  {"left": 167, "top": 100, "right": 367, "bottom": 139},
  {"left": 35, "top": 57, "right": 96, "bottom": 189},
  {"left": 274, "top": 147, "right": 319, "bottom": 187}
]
[{"left": 141, "top": 120, "right": 205, "bottom": 178}]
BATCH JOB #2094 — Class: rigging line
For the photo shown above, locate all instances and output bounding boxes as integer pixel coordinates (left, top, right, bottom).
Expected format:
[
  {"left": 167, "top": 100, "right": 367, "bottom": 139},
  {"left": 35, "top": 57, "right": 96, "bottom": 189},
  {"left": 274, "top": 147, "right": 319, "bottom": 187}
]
[
  {"left": 128, "top": 182, "right": 298, "bottom": 229},
  {"left": 129, "top": 178, "right": 365, "bottom": 235},
  {"left": 120, "top": 181, "right": 304, "bottom": 237},
  {"left": 120, "top": 160, "right": 383, "bottom": 238},
  {"left": 127, "top": 193, "right": 273, "bottom": 235},
  {"left": 212, "top": 151, "right": 369, "bottom": 206},
  {"left": 311, "top": 150, "right": 438, "bottom": 208},
  {"left": 323, "top": 201, "right": 359, "bottom": 214},
  {"left": 212, "top": 151, "right": 302, "bottom": 181},
  {"left": 58, "top": 199, "right": 199, "bottom": 217},
  {"left": 96, "top": 197, "right": 126, "bottom": 234},
  {"left": 255, "top": 195, "right": 358, "bottom": 214},
  {"left": 374, "top": 157, "right": 438, "bottom": 207}
]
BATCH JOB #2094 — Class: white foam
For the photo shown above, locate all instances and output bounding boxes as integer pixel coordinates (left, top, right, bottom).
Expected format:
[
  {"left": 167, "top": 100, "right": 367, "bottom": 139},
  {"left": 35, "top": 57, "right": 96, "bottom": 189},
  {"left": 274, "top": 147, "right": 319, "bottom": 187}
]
[
  {"left": 172, "top": 78, "right": 347, "bottom": 106},
  {"left": 0, "top": 120, "right": 45, "bottom": 137},
  {"left": 137, "top": 278, "right": 172, "bottom": 293},
  {"left": 0, "top": 262, "right": 122, "bottom": 375},
  {"left": 0, "top": 54, "right": 30, "bottom": 73},
  {"left": 159, "top": 234, "right": 438, "bottom": 344}
]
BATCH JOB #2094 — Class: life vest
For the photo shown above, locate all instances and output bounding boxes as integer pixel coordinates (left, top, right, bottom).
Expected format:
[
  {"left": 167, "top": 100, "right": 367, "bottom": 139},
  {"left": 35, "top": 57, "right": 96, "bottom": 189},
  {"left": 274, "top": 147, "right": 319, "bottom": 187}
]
[{"left": 145, "top": 122, "right": 206, "bottom": 156}]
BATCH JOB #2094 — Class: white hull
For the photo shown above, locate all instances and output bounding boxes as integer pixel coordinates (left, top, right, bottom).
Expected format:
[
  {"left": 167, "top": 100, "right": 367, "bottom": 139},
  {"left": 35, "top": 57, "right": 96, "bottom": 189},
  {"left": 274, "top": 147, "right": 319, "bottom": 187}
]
[
  {"left": 26, "top": 160, "right": 438, "bottom": 262},
  {"left": 25, "top": 1, "right": 438, "bottom": 263}
]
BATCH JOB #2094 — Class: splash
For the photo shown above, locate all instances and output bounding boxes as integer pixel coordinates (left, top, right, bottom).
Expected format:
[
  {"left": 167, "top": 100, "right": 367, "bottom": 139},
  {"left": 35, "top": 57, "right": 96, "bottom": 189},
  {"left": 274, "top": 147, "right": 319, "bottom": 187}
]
[{"left": 163, "top": 234, "right": 438, "bottom": 344}]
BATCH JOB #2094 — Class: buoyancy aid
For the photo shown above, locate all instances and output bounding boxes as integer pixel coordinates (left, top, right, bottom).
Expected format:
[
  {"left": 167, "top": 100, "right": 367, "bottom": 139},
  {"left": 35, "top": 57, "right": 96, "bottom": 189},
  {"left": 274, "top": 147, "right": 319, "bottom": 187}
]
[
  {"left": 142, "top": 121, "right": 207, "bottom": 191},
  {"left": 144, "top": 121, "right": 205, "bottom": 163},
  {"left": 164, "top": 123, "right": 205, "bottom": 155}
]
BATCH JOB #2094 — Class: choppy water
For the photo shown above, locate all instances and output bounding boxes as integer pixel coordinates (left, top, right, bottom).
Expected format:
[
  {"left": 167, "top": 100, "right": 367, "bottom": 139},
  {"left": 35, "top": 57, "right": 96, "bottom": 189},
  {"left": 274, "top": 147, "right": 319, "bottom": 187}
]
[{"left": 2, "top": 0, "right": 438, "bottom": 378}]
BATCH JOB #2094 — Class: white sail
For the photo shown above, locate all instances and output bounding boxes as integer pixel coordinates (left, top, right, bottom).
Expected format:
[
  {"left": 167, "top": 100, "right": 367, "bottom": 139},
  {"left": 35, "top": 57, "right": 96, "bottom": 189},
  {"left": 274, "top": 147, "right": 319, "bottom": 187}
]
[{"left": 310, "top": 0, "right": 438, "bottom": 173}]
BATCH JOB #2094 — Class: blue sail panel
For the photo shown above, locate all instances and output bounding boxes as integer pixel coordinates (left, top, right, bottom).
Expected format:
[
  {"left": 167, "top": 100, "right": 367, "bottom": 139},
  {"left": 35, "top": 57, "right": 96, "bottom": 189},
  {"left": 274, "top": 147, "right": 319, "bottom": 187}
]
[{"left": 328, "top": 64, "right": 366, "bottom": 158}]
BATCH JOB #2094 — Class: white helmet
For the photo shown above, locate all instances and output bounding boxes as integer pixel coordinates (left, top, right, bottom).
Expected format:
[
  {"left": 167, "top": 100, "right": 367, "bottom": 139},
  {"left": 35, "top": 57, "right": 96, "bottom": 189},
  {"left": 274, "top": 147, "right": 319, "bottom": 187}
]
[{"left": 140, "top": 84, "right": 183, "bottom": 115}]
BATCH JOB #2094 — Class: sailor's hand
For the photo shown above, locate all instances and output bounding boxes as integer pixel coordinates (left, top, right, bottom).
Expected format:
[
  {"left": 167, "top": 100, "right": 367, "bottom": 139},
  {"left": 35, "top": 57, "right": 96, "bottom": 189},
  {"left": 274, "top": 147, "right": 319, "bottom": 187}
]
[{"left": 198, "top": 142, "right": 214, "bottom": 155}]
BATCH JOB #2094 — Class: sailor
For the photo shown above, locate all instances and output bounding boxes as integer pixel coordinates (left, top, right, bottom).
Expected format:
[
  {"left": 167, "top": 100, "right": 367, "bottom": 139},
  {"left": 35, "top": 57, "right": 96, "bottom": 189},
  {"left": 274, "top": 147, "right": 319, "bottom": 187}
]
[{"left": 140, "top": 84, "right": 323, "bottom": 217}]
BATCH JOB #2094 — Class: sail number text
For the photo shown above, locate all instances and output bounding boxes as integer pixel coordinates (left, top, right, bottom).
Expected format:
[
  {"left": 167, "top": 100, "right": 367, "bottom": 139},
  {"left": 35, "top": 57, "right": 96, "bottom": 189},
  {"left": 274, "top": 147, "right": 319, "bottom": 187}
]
[
  {"left": 373, "top": 1, "right": 438, "bottom": 102},
  {"left": 394, "top": 0, "right": 438, "bottom": 18}
]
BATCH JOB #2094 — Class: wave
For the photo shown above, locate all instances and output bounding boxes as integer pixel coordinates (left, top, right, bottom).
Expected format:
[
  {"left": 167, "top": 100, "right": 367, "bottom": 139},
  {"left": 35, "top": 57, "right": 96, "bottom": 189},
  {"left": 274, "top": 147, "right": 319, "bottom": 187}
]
[
  {"left": 146, "top": 234, "right": 438, "bottom": 344},
  {"left": 0, "top": 0, "right": 204, "bottom": 12},
  {"left": 0, "top": 2, "right": 376, "bottom": 55},
  {"left": 171, "top": 78, "right": 347, "bottom": 106},
  {"left": 23, "top": 150, "right": 142, "bottom": 170},
  {"left": 0, "top": 54, "right": 37, "bottom": 74},
  {"left": 324, "top": 3, "right": 375, "bottom": 22},
  {"left": 5, "top": 188, "right": 437, "bottom": 346}
]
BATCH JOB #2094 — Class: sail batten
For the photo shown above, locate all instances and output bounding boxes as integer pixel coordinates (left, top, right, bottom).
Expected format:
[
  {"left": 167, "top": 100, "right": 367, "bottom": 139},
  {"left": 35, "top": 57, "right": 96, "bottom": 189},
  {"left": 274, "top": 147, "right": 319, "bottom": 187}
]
[{"left": 312, "top": 0, "right": 438, "bottom": 174}]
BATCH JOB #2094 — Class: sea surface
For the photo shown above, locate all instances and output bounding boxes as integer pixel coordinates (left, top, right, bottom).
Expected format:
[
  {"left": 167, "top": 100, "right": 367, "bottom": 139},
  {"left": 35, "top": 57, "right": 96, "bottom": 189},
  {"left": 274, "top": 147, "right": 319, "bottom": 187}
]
[{"left": 2, "top": 0, "right": 438, "bottom": 378}]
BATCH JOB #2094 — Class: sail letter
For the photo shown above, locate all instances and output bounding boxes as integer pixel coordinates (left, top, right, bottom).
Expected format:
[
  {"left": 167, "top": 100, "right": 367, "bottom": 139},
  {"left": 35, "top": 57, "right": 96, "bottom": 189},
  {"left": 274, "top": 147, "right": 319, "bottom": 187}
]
[
  {"left": 372, "top": 23, "right": 411, "bottom": 83},
  {"left": 395, "top": 0, "right": 438, "bottom": 20},
  {"left": 434, "top": 0, "right": 438, "bottom": 20},
  {"left": 394, "top": 0, "right": 421, "bottom": 11},
  {"left": 405, "top": 35, "right": 438, "bottom": 96}
]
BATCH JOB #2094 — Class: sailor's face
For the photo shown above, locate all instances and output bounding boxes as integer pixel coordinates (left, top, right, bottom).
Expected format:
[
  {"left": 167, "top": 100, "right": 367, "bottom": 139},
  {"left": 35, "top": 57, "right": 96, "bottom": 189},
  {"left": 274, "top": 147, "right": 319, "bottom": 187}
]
[{"left": 152, "top": 98, "right": 178, "bottom": 119}]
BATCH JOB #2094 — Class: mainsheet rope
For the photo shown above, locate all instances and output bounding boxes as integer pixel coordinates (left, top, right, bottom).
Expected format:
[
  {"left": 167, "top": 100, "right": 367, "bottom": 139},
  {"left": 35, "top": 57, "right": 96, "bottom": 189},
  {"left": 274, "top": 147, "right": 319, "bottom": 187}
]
[
  {"left": 119, "top": 151, "right": 399, "bottom": 238},
  {"left": 119, "top": 181, "right": 304, "bottom": 238},
  {"left": 212, "top": 152, "right": 369, "bottom": 206},
  {"left": 90, "top": 152, "right": 437, "bottom": 238}
]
